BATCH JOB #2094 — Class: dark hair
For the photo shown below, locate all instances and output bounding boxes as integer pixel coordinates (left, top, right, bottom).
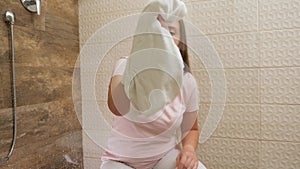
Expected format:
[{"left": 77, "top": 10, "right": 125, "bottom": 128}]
[{"left": 178, "top": 19, "right": 191, "bottom": 73}]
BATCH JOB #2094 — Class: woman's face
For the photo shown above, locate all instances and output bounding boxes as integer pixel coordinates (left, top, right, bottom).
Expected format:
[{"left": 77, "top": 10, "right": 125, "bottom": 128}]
[
  {"left": 157, "top": 15, "right": 181, "bottom": 47},
  {"left": 168, "top": 21, "right": 180, "bottom": 47}
]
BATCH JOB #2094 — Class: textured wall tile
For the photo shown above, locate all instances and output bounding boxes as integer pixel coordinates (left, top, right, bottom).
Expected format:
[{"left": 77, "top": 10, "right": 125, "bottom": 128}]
[
  {"left": 83, "top": 131, "right": 104, "bottom": 158},
  {"left": 82, "top": 102, "right": 114, "bottom": 164},
  {"left": 189, "top": 48, "right": 206, "bottom": 70},
  {"left": 260, "top": 29, "right": 300, "bottom": 67},
  {"left": 198, "top": 104, "right": 231, "bottom": 143},
  {"left": 209, "top": 32, "right": 260, "bottom": 68},
  {"left": 81, "top": 99, "right": 112, "bottom": 132},
  {"left": 81, "top": 44, "right": 116, "bottom": 129},
  {"left": 80, "top": 43, "right": 115, "bottom": 75},
  {"left": 193, "top": 70, "right": 212, "bottom": 104},
  {"left": 98, "top": 101, "right": 114, "bottom": 125},
  {"left": 261, "top": 105, "right": 300, "bottom": 142},
  {"left": 187, "top": 37, "right": 209, "bottom": 70},
  {"left": 95, "top": 38, "right": 132, "bottom": 73},
  {"left": 97, "top": 44, "right": 119, "bottom": 72},
  {"left": 83, "top": 128, "right": 112, "bottom": 157},
  {"left": 184, "top": 0, "right": 211, "bottom": 2},
  {"left": 79, "top": 11, "right": 139, "bottom": 44},
  {"left": 187, "top": 0, "right": 258, "bottom": 35},
  {"left": 260, "top": 68, "right": 300, "bottom": 104},
  {"left": 198, "top": 104, "right": 210, "bottom": 133},
  {"left": 226, "top": 69, "right": 259, "bottom": 103},
  {"left": 259, "top": 0, "right": 300, "bottom": 30},
  {"left": 84, "top": 157, "right": 102, "bottom": 169},
  {"left": 95, "top": 73, "right": 111, "bottom": 102},
  {"left": 198, "top": 138, "right": 260, "bottom": 169},
  {"left": 95, "top": 44, "right": 122, "bottom": 102},
  {"left": 213, "top": 104, "right": 260, "bottom": 139},
  {"left": 188, "top": 36, "right": 224, "bottom": 69},
  {"left": 193, "top": 69, "right": 258, "bottom": 104},
  {"left": 79, "top": 0, "right": 147, "bottom": 15},
  {"left": 260, "top": 141, "right": 300, "bottom": 169}
]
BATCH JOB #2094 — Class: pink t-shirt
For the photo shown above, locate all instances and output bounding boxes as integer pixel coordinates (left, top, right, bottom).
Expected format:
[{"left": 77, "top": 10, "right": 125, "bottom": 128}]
[{"left": 101, "top": 57, "right": 199, "bottom": 169}]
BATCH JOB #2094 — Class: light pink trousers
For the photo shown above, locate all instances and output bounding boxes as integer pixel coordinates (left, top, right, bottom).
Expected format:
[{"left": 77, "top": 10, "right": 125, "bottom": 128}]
[{"left": 100, "top": 149, "right": 207, "bottom": 169}]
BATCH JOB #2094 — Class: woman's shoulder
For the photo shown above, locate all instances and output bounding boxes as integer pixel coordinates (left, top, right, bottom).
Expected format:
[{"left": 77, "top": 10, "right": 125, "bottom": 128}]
[
  {"left": 183, "top": 72, "right": 198, "bottom": 88},
  {"left": 183, "top": 72, "right": 196, "bottom": 81}
]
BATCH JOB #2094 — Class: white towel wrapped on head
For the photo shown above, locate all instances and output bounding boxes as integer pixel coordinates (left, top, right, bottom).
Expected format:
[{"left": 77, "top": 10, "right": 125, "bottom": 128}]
[{"left": 122, "top": 0, "right": 187, "bottom": 117}]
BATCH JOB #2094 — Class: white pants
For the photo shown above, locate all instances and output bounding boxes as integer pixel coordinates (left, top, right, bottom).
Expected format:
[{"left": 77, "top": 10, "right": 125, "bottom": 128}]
[{"left": 100, "top": 149, "right": 206, "bottom": 169}]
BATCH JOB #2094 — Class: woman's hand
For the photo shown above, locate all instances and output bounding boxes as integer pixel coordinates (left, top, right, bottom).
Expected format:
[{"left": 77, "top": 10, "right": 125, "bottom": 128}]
[{"left": 176, "top": 145, "right": 198, "bottom": 169}]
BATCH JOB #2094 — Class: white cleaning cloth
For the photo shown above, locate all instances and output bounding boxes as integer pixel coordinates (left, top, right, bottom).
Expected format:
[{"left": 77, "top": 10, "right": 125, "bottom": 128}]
[{"left": 122, "top": 0, "right": 187, "bottom": 117}]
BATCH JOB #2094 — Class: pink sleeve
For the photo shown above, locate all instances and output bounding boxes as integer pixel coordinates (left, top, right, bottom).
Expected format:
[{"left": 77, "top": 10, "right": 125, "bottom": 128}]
[
  {"left": 111, "top": 57, "right": 128, "bottom": 77},
  {"left": 184, "top": 73, "right": 199, "bottom": 113}
]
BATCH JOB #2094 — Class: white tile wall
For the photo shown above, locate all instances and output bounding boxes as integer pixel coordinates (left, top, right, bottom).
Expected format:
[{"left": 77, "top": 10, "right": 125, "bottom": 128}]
[
  {"left": 213, "top": 104, "right": 260, "bottom": 139},
  {"left": 192, "top": 70, "right": 212, "bottom": 103},
  {"left": 189, "top": 49, "right": 206, "bottom": 70},
  {"left": 79, "top": 0, "right": 300, "bottom": 168},
  {"left": 198, "top": 104, "right": 210, "bottom": 133},
  {"left": 186, "top": 0, "right": 258, "bottom": 35},
  {"left": 208, "top": 32, "right": 260, "bottom": 68},
  {"left": 259, "top": 0, "right": 300, "bottom": 30},
  {"left": 260, "top": 67, "right": 300, "bottom": 104},
  {"left": 83, "top": 131, "right": 103, "bottom": 158},
  {"left": 225, "top": 69, "right": 259, "bottom": 104},
  {"left": 259, "top": 29, "right": 300, "bottom": 67},
  {"left": 79, "top": 10, "right": 140, "bottom": 45},
  {"left": 83, "top": 157, "right": 102, "bottom": 169},
  {"left": 79, "top": 0, "right": 147, "bottom": 16},
  {"left": 261, "top": 104, "right": 300, "bottom": 142},
  {"left": 260, "top": 141, "right": 300, "bottom": 169},
  {"left": 198, "top": 138, "right": 260, "bottom": 169},
  {"left": 193, "top": 69, "right": 259, "bottom": 104}
]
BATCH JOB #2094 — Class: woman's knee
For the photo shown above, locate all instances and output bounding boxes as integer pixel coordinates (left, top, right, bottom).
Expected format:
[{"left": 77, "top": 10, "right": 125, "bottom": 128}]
[{"left": 100, "top": 160, "right": 133, "bottom": 169}]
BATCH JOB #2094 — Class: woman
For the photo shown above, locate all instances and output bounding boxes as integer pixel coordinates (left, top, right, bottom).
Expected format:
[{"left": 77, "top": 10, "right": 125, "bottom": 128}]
[{"left": 101, "top": 15, "right": 206, "bottom": 169}]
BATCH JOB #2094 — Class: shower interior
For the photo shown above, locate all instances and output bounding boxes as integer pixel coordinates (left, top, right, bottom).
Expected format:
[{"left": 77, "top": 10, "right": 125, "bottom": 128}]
[
  {"left": 1, "top": 0, "right": 41, "bottom": 163},
  {"left": 0, "top": 10, "right": 17, "bottom": 163}
]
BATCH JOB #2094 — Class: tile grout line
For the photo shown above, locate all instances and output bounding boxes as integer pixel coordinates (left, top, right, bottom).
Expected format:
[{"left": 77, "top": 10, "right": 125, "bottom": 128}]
[
  {"left": 211, "top": 135, "right": 300, "bottom": 144},
  {"left": 190, "top": 66, "right": 300, "bottom": 70},
  {"left": 257, "top": 0, "right": 262, "bottom": 168}
]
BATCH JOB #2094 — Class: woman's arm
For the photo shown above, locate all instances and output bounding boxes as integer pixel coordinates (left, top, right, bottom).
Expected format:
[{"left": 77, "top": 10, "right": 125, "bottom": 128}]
[
  {"left": 181, "top": 111, "right": 199, "bottom": 150},
  {"left": 176, "top": 111, "right": 199, "bottom": 169},
  {"left": 107, "top": 75, "right": 130, "bottom": 116}
]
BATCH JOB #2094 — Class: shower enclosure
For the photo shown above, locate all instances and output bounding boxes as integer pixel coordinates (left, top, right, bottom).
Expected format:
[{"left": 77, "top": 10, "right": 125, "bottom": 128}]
[
  {"left": 0, "top": 10, "right": 17, "bottom": 163},
  {"left": 1, "top": 0, "right": 42, "bottom": 162}
]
